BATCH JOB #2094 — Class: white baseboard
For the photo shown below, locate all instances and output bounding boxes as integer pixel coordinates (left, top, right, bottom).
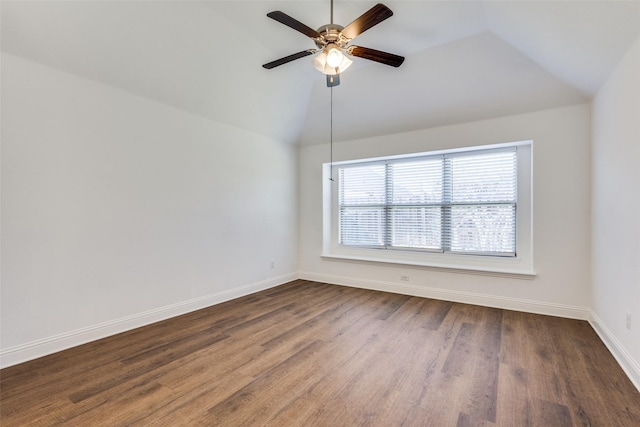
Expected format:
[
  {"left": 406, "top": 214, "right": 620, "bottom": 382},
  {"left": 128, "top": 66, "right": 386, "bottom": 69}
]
[
  {"left": 589, "top": 312, "right": 640, "bottom": 392},
  {"left": 0, "top": 273, "right": 297, "bottom": 369},
  {"left": 299, "top": 271, "right": 590, "bottom": 320}
]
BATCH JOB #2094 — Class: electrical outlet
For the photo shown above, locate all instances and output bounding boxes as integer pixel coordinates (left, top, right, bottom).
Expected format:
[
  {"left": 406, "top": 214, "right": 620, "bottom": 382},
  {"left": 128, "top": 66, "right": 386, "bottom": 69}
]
[
  {"left": 270, "top": 261, "right": 275, "bottom": 270},
  {"left": 400, "top": 275, "right": 410, "bottom": 282},
  {"left": 626, "top": 312, "right": 632, "bottom": 330}
]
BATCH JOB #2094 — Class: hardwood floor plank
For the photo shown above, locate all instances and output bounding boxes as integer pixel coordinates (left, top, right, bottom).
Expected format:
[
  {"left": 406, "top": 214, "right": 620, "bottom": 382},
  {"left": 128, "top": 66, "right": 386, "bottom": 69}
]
[
  {"left": 442, "top": 323, "right": 477, "bottom": 377},
  {"left": 374, "top": 293, "right": 412, "bottom": 320},
  {"left": 496, "top": 362, "right": 535, "bottom": 426},
  {"left": 535, "top": 399, "right": 573, "bottom": 425},
  {"left": 120, "top": 331, "right": 229, "bottom": 365},
  {"left": 500, "top": 311, "right": 567, "bottom": 403},
  {"left": 422, "top": 298, "right": 454, "bottom": 330},
  {"left": 456, "top": 412, "right": 496, "bottom": 426},
  {"left": 219, "top": 302, "right": 298, "bottom": 335},
  {"left": 2, "top": 280, "right": 639, "bottom": 426},
  {"left": 462, "top": 308, "right": 502, "bottom": 423}
]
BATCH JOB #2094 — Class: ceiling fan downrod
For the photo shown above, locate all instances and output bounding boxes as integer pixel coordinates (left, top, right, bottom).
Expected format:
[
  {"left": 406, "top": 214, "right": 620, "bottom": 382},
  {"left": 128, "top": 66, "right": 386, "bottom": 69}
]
[{"left": 330, "top": 0, "right": 334, "bottom": 25}]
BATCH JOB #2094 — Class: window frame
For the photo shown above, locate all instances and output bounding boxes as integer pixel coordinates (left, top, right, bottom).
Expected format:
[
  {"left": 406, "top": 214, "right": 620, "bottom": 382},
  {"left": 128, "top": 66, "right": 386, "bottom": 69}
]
[{"left": 322, "top": 141, "right": 535, "bottom": 278}]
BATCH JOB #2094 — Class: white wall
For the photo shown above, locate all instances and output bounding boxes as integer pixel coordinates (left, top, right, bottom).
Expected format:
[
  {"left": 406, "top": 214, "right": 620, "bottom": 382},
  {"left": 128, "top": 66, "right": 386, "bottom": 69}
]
[
  {"left": 299, "top": 104, "right": 592, "bottom": 318},
  {"left": 0, "top": 53, "right": 298, "bottom": 366},
  {"left": 591, "top": 36, "right": 640, "bottom": 388}
]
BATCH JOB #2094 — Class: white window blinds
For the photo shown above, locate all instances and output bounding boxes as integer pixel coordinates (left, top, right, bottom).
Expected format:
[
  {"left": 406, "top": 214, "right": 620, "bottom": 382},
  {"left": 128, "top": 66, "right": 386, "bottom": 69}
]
[
  {"left": 338, "top": 147, "right": 517, "bottom": 256},
  {"left": 339, "top": 163, "right": 386, "bottom": 247}
]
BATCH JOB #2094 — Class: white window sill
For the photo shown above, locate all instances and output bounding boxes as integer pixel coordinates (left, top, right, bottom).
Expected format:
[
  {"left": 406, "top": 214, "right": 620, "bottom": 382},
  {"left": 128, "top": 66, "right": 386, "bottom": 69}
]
[{"left": 321, "top": 252, "right": 537, "bottom": 280}]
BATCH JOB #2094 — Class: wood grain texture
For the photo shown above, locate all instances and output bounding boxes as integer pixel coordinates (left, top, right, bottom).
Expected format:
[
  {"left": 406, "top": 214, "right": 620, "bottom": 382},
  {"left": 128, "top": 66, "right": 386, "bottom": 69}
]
[{"left": 1, "top": 280, "right": 639, "bottom": 426}]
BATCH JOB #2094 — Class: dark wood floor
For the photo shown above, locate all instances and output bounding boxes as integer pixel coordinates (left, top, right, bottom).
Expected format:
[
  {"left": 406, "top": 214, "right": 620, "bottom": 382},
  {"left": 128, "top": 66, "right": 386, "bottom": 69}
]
[{"left": 1, "top": 280, "right": 639, "bottom": 426}]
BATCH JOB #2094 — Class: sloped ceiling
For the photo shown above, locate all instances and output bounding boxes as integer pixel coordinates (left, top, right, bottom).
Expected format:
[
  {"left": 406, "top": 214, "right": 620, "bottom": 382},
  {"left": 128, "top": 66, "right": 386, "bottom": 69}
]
[{"left": 2, "top": 1, "right": 639, "bottom": 145}]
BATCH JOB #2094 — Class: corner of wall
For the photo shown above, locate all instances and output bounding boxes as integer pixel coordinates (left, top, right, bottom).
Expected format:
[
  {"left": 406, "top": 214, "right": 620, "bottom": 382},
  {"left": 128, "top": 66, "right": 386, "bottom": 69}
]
[{"left": 590, "top": 311, "right": 640, "bottom": 392}]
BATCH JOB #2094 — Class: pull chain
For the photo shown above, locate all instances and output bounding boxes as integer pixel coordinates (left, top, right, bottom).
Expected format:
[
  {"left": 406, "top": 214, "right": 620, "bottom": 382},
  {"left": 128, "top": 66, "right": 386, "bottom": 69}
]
[
  {"left": 330, "top": 85, "right": 334, "bottom": 182},
  {"left": 329, "top": 0, "right": 335, "bottom": 181}
]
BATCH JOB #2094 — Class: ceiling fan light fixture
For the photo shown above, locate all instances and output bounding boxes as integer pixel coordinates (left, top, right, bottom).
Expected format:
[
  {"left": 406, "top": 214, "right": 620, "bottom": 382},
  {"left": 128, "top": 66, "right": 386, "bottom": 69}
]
[
  {"left": 326, "top": 46, "right": 343, "bottom": 67},
  {"left": 313, "top": 45, "right": 353, "bottom": 75}
]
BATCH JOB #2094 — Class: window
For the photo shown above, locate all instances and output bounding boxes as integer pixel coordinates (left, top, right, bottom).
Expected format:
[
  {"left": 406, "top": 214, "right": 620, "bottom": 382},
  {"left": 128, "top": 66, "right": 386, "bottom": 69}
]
[
  {"left": 323, "top": 142, "right": 534, "bottom": 276},
  {"left": 339, "top": 148, "right": 517, "bottom": 255}
]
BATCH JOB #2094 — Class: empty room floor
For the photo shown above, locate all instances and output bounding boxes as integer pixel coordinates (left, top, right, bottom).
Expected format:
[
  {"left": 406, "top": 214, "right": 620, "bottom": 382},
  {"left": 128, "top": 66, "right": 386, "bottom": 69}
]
[{"left": 1, "top": 280, "right": 639, "bottom": 426}]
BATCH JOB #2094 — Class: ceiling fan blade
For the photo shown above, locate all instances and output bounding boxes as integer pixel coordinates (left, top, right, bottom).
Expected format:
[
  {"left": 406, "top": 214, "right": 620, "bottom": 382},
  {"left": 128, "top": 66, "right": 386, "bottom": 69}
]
[
  {"left": 262, "top": 50, "right": 315, "bottom": 69},
  {"left": 267, "top": 11, "right": 322, "bottom": 39},
  {"left": 340, "top": 3, "right": 393, "bottom": 40},
  {"left": 349, "top": 46, "right": 405, "bottom": 67}
]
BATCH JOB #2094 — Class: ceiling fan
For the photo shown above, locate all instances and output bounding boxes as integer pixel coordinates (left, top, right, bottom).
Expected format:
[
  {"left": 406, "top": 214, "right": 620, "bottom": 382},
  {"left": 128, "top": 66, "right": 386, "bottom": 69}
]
[{"left": 262, "top": 1, "right": 405, "bottom": 87}]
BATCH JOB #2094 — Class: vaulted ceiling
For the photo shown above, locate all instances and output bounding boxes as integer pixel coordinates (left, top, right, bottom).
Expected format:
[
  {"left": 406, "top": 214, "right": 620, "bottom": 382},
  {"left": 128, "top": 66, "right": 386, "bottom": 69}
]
[{"left": 2, "top": 1, "right": 639, "bottom": 145}]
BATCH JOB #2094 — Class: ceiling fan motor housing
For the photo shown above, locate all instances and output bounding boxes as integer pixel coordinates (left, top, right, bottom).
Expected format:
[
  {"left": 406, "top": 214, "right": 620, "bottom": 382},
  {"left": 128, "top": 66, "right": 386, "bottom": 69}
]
[{"left": 315, "top": 24, "right": 349, "bottom": 49}]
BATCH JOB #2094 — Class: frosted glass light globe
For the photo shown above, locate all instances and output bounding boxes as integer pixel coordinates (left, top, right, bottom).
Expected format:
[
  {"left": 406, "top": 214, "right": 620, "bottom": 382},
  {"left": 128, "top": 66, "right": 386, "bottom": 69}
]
[{"left": 326, "top": 47, "right": 344, "bottom": 68}]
